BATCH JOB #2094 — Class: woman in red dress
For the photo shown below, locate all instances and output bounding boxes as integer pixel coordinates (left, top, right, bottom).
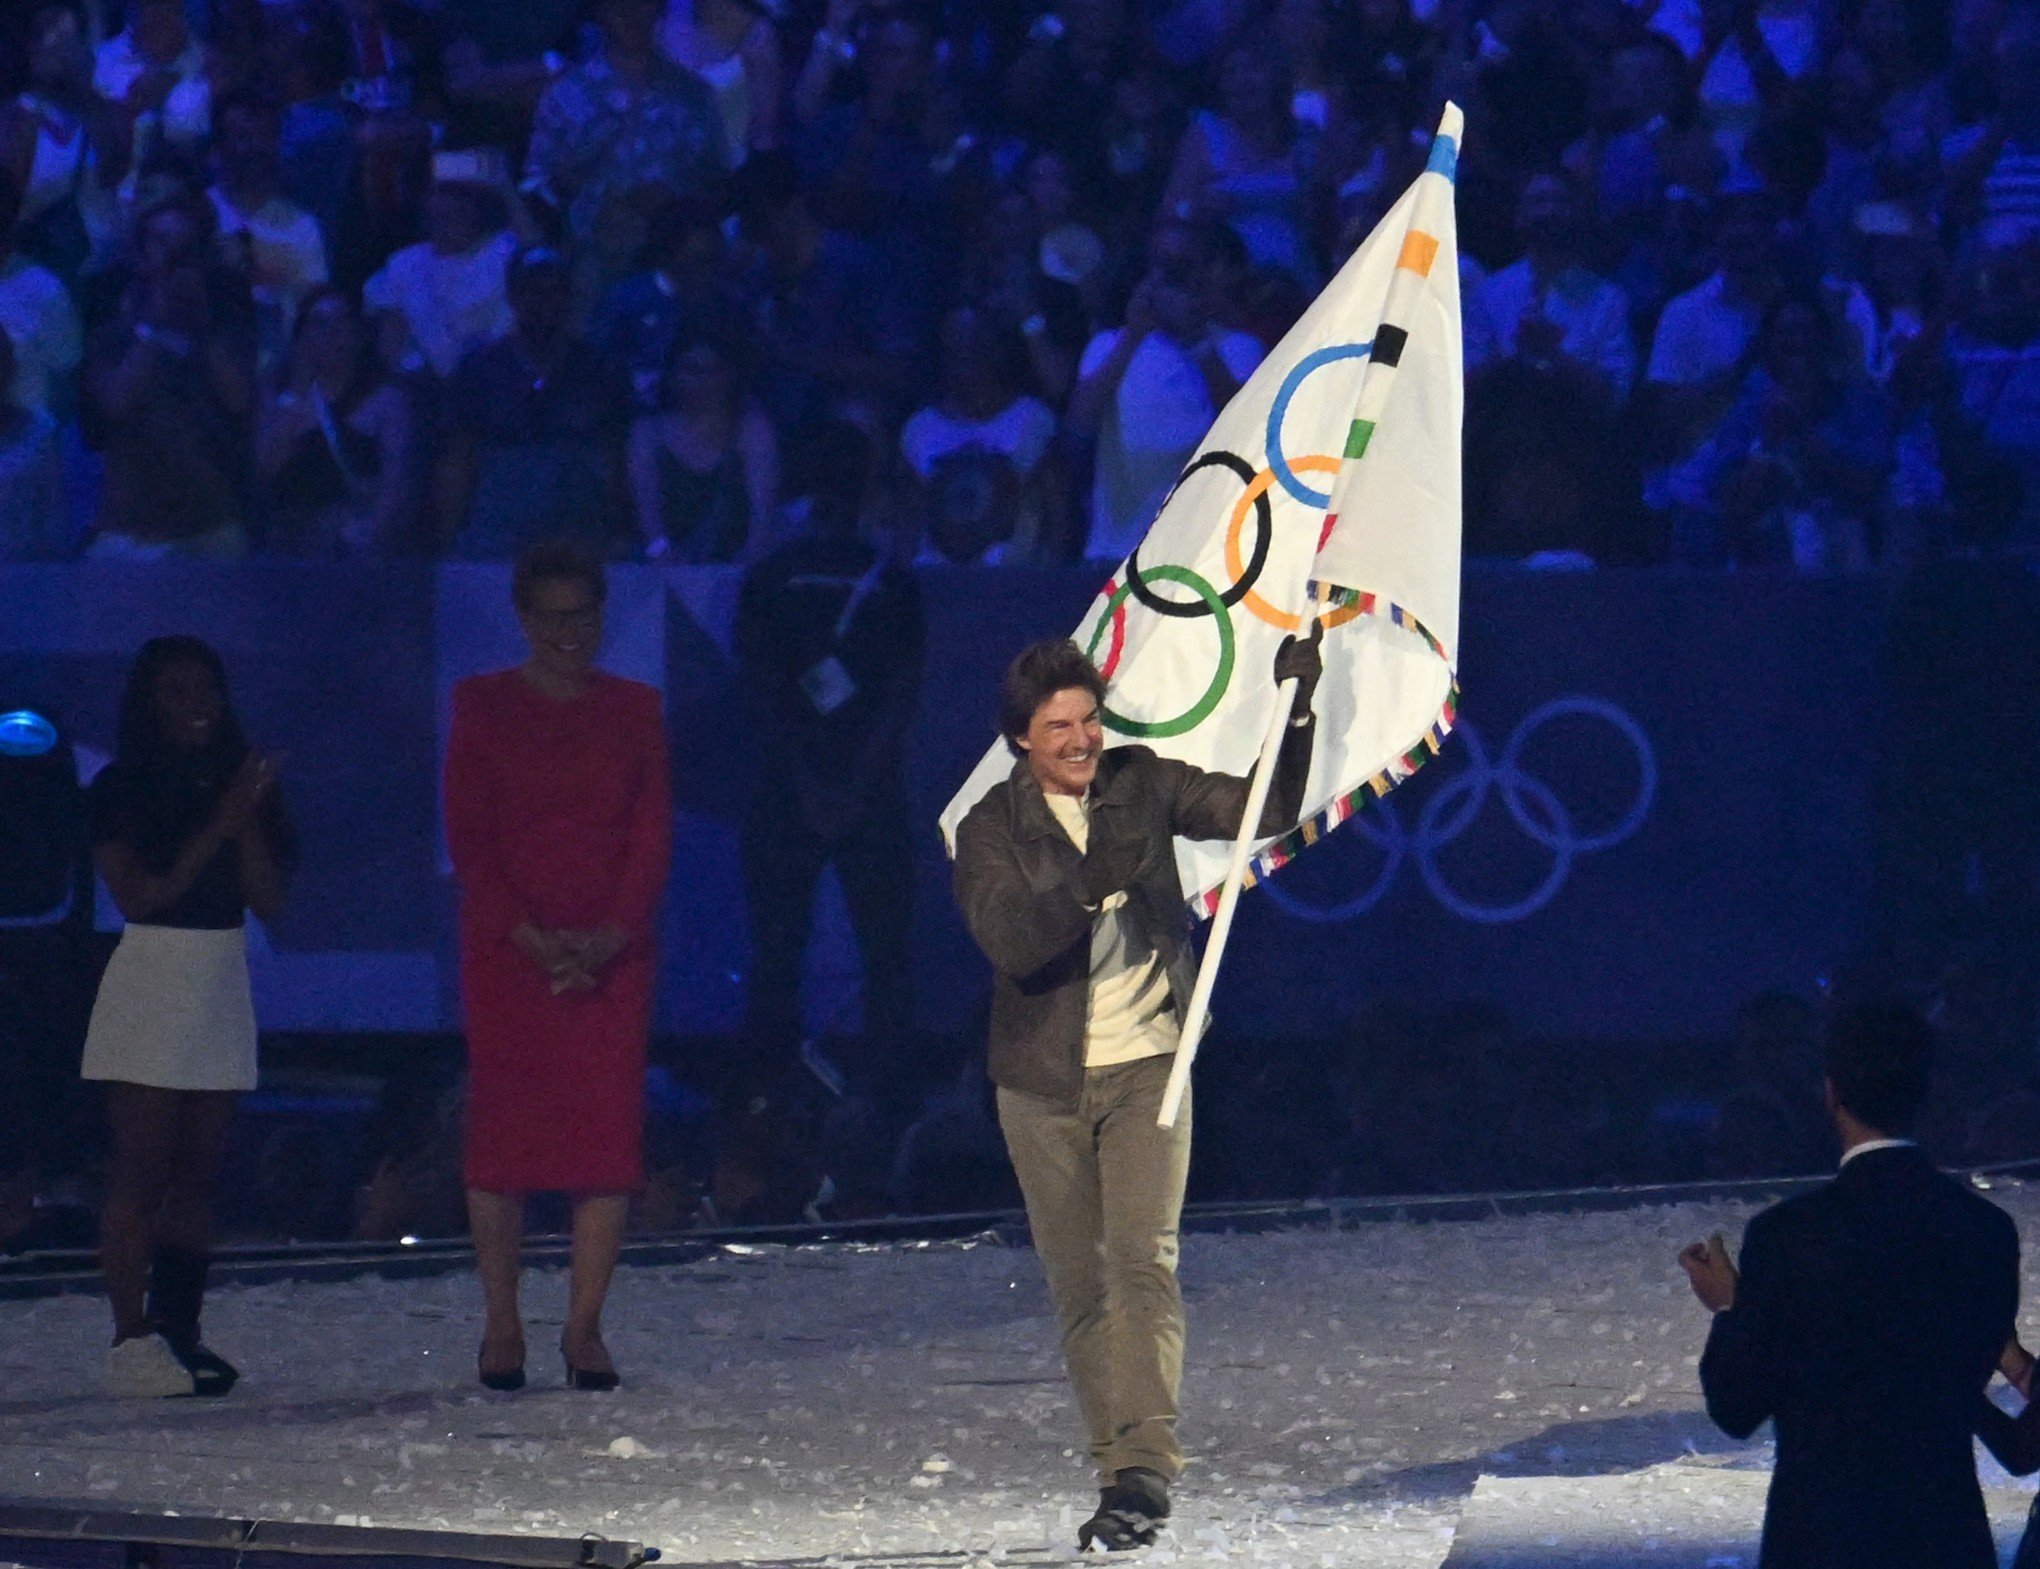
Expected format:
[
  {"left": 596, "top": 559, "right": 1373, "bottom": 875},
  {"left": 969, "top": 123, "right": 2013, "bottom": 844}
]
[{"left": 444, "top": 542, "right": 672, "bottom": 1391}]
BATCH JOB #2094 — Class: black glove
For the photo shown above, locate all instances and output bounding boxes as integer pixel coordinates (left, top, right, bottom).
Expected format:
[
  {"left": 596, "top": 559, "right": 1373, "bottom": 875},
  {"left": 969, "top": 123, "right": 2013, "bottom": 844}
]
[
  {"left": 1074, "top": 830, "right": 1146, "bottom": 908},
  {"left": 1273, "top": 622, "right": 1324, "bottom": 721}
]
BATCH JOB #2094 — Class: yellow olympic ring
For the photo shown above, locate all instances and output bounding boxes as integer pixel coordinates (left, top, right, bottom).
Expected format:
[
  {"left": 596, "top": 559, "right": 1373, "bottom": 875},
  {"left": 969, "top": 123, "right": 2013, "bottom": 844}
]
[{"left": 1223, "top": 455, "right": 1369, "bottom": 633}]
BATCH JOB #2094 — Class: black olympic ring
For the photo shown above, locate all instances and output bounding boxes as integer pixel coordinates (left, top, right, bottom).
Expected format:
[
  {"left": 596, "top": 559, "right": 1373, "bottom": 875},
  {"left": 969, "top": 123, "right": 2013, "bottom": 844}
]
[{"left": 1124, "top": 450, "right": 1272, "bottom": 618}]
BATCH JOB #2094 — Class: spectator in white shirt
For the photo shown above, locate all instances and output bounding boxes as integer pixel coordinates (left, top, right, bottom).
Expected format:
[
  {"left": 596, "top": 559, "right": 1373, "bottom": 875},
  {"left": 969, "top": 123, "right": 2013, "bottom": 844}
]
[
  {"left": 1068, "top": 220, "right": 1264, "bottom": 563},
  {"left": 902, "top": 305, "right": 1062, "bottom": 564},
  {"left": 1648, "top": 181, "right": 1786, "bottom": 390},
  {"left": 208, "top": 95, "right": 330, "bottom": 367},
  {"left": 1643, "top": 178, "right": 1789, "bottom": 488},
  {"left": 0, "top": 172, "right": 82, "bottom": 416},
  {"left": 2, "top": 5, "right": 125, "bottom": 285},
  {"left": 1466, "top": 171, "right": 1638, "bottom": 401},
  {"left": 94, "top": 0, "right": 211, "bottom": 158},
  {"left": 362, "top": 159, "right": 517, "bottom": 380}
]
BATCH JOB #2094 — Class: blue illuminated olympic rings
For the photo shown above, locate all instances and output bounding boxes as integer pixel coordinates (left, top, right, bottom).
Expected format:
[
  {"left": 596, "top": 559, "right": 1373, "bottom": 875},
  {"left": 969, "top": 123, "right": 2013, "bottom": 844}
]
[{"left": 1260, "top": 697, "right": 1658, "bottom": 925}]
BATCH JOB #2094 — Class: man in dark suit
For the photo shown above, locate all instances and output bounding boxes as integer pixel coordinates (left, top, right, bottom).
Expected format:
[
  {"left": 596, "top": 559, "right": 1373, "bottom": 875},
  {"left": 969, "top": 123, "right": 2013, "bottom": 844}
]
[{"left": 1679, "top": 1003, "right": 2020, "bottom": 1568}]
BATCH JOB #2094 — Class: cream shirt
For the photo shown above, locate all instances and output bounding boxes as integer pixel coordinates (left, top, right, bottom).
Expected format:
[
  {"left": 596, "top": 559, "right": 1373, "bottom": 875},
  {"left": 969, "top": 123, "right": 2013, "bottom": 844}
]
[{"left": 1045, "top": 791, "right": 1179, "bottom": 1068}]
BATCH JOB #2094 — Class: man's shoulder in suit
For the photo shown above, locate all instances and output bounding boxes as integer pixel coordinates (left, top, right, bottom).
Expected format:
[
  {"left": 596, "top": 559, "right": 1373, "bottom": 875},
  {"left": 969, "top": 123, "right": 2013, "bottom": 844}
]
[
  {"left": 1742, "top": 1149, "right": 2016, "bottom": 1252},
  {"left": 1767, "top": 1150, "right": 2016, "bottom": 1268}
]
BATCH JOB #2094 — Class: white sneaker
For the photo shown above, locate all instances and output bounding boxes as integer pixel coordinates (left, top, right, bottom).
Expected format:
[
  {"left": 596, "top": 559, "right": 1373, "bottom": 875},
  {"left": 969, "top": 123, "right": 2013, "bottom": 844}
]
[{"left": 108, "top": 1333, "right": 197, "bottom": 1398}]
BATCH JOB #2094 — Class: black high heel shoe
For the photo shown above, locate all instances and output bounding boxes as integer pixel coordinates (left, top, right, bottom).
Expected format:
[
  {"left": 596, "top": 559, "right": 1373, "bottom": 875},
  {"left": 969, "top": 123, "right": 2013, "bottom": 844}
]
[
  {"left": 561, "top": 1338, "right": 620, "bottom": 1392},
  {"left": 478, "top": 1337, "right": 526, "bottom": 1392}
]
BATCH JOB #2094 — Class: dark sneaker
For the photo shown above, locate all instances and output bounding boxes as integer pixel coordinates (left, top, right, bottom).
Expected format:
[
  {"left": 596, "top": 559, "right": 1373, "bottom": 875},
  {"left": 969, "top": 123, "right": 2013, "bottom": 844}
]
[
  {"left": 1077, "top": 1467, "right": 1171, "bottom": 1552},
  {"left": 168, "top": 1339, "right": 240, "bottom": 1397}
]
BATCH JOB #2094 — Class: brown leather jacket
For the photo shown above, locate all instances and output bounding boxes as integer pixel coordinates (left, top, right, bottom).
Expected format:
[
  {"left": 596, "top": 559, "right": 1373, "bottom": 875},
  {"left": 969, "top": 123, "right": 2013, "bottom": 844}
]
[{"left": 950, "top": 721, "right": 1315, "bottom": 1108}]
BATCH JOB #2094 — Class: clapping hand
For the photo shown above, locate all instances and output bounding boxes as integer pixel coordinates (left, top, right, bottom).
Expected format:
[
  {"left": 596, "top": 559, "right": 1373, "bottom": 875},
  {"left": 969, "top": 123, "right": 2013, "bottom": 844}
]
[
  {"left": 212, "top": 752, "right": 282, "bottom": 839},
  {"left": 2002, "top": 1337, "right": 2036, "bottom": 1398},
  {"left": 1678, "top": 1233, "right": 1740, "bottom": 1313}
]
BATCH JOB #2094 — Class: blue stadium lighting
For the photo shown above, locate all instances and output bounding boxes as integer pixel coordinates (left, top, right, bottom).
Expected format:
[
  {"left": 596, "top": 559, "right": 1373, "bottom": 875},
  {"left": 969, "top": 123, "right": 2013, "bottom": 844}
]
[{"left": 0, "top": 710, "right": 57, "bottom": 758}]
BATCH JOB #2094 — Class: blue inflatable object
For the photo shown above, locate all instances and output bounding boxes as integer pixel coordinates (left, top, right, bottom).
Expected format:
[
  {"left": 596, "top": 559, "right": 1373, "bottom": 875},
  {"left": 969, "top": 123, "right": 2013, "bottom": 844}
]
[{"left": 0, "top": 709, "right": 58, "bottom": 758}]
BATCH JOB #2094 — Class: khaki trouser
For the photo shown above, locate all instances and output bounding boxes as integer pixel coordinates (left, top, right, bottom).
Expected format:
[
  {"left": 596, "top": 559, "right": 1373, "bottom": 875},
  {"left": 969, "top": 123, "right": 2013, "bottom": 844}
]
[{"left": 997, "top": 1053, "right": 1192, "bottom": 1482}]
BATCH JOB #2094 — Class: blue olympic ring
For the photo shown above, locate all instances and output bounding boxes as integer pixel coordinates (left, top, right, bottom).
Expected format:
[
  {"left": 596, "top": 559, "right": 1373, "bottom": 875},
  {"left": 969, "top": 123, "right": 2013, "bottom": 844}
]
[
  {"left": 1265, "top": 341, "right": 1373, "bottom": 510},
  {"left": 1261, "top": 697, "right": 1658, "bottom": 926}
]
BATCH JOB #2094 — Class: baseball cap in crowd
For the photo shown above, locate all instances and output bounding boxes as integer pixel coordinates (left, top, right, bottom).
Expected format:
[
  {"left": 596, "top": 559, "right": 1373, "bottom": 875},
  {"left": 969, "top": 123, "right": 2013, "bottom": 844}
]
[
  {"left": 432, "top": 148, "right": 509, "bottom": 189},
  {"left": 1854, "top": 200, "right": 1929, "bottom": 239}
]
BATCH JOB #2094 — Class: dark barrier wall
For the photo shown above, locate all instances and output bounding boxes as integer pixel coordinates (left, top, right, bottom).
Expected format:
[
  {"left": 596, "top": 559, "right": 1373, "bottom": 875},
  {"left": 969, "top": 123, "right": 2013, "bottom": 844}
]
[{"left": 3, "top": 563, "right": 2034, "bottom": 1043}]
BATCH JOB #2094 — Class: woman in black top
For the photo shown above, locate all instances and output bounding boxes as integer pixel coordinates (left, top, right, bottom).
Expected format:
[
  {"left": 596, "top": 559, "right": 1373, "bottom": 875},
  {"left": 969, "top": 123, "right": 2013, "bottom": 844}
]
[{"left": 82, "top": 637, "right": 292, "bottom": 1398}]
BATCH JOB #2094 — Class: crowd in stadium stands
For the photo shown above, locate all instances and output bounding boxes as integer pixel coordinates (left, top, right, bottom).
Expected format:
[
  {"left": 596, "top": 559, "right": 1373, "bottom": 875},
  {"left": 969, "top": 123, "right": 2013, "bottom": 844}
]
[{"left": 0, "top": 0, "right": 2033, "bottom": 570}]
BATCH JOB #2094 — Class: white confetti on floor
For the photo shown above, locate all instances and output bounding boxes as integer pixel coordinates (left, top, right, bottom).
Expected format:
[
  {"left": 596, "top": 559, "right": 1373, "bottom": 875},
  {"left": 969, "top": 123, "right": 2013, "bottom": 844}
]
[{"left": 5, "top": 1188, "right": 2039, "bottom": 1565}]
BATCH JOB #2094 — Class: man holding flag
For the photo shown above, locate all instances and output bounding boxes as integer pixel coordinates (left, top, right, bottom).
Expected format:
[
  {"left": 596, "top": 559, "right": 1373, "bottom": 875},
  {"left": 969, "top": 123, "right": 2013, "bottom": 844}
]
[
  {"left": 942, "top": 101, "right": 1466, "bottom": 1551},
  {"left": 951, "top": 632, "right": 1321, "bottom": 1552}
]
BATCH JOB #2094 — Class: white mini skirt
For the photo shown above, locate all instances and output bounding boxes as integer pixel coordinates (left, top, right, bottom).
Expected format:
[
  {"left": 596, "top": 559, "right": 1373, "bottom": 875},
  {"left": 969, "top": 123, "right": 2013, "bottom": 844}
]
[{"left": 81, "top": 924, "right": 259, "bottom": 1093}]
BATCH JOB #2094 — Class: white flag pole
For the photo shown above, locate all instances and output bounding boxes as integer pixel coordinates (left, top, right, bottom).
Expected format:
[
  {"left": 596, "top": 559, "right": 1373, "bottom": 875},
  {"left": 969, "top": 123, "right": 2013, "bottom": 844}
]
[
  {"left": 1154, "top": 687, "right": 1292, "bottom": 1129},
  {"left": 1157, "top": 605, "right": 1322, "bottom": 1130}
]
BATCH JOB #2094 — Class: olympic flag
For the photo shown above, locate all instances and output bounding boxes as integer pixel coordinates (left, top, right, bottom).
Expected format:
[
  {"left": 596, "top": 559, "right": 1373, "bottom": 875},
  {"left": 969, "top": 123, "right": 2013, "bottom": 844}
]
[{"left": 940, "top": 105, "right": 1465, "bottom": 927}]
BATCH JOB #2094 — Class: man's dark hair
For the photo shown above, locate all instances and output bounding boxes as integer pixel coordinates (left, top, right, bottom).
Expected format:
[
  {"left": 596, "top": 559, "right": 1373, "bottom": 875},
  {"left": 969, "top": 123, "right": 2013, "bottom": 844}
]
[
  {"left": 512, "top": 540, "right": 608, "bottom": 612},
  {"left": 1826, "top": 1003, "right": 1935, "bottom": 1136},
  {"left": 999, "top": 639, "right": 1106, "bottom": 756}
]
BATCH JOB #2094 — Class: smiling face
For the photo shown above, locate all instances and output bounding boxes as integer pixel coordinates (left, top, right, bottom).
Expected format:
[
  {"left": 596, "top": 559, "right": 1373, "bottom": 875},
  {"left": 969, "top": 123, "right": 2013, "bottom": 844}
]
[
  {"left": 517, "top": 574, "right": 604, "bottom": 686},
  {"left": 152, "top": 659, "right": 227, "bottom": 752},
  {"left": 294, "top": 290, "right": 362, "bottom": 382},
  {"left": 1019, "top": 687, "right": 1105, "bottom": 797}
]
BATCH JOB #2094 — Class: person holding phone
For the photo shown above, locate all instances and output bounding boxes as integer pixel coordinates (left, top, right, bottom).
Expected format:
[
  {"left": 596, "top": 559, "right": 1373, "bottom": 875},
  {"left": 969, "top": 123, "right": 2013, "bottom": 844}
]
[{"left": 84, "top": 636, "right": 294, "bottom": 1398}]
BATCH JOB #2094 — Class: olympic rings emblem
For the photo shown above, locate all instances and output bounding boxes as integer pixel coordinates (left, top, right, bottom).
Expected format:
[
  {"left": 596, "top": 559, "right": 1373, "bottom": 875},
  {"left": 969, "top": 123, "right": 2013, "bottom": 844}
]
[
  {"left": 1260, "top": 697, "right": 1658, "bottom": 925},
  {"left": 1091, "top": 337, "right": 1380, "bottom": 735}
]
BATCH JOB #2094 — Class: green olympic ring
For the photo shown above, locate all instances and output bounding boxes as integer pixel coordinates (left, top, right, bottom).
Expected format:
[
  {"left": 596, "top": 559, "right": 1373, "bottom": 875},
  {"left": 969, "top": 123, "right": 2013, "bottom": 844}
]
[{"left": 1085, "top": 564, "right": 1236, "bottom": 738}]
